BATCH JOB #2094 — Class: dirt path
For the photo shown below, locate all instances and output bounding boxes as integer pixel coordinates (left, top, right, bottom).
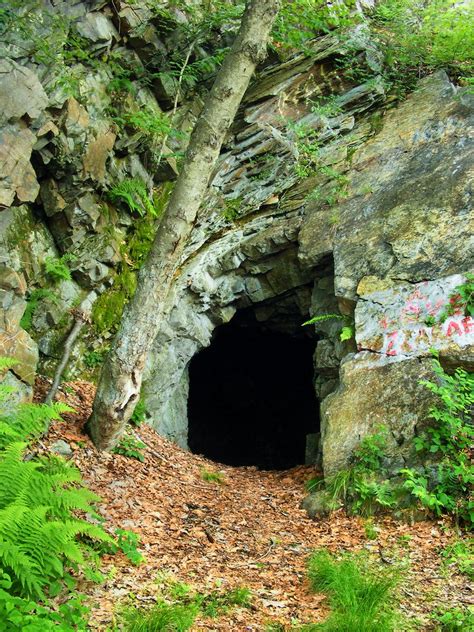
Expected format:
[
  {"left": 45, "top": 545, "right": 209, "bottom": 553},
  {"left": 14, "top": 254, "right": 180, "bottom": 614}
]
[{"left": 38, "top": 379, "right": 471, "bottom": 630}]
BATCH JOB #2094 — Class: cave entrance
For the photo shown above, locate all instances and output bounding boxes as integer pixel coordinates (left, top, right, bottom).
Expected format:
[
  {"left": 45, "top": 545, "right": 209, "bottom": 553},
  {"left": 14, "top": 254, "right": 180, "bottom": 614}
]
[{"left": 187, "top": 309, "right": 319, "bottom": 470}]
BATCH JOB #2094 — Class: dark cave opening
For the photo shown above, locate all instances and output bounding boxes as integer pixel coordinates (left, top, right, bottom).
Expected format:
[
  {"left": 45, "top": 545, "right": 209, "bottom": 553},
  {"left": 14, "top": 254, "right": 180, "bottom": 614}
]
[{"left": 187, "top": 311, "right": 319, "bottom": 470}]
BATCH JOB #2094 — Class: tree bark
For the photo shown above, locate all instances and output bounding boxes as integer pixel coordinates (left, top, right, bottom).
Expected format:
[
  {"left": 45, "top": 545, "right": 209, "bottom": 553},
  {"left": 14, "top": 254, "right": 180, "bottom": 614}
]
[{"left": 87, "top": 0, "right": 281, "bottom": 450}]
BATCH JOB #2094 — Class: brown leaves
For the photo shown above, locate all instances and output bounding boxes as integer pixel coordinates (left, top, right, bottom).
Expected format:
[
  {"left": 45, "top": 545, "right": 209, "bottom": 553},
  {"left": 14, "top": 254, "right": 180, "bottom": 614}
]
[{"left": 36, "top": 377, "right": 472, "bottom": 630}]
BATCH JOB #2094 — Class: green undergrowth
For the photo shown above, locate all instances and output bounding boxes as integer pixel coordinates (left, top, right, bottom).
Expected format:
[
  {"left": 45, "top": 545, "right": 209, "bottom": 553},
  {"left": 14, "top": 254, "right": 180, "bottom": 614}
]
[
  {"left": 307, "top": 549, "right": 401, "bottom": 631},
  {"left": 0, "top": 357, "right": 114, "bottom": 630},
  {"left": 116, "top": 576, "right": 251, "bottom": 631},
  {"left": 266, "top": 549, "right": 402, "bottom": 631},
  {"left": 368, "top": 0, "right": 474, "bottom": 92},
  {"left": 439, "top": 539, "right": 474, "bottom": 580},
  {"left": 200, "top": 468, "right": 225, "bottom": 484},
  {"left": 113, "top": 430, "right": 146, "bottom": 463},
  {"left": 309, "top": 357, "right": 474, "bottom": 527},
  {"left": 430, "top": 605, "right": 474, "bottom": 631}
]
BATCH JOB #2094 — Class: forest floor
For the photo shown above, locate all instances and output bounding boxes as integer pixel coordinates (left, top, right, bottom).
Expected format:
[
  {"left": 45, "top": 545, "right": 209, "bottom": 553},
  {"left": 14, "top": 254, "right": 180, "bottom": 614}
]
[{"left": 35, "top": 378, "right": 472, "bottom": 631}]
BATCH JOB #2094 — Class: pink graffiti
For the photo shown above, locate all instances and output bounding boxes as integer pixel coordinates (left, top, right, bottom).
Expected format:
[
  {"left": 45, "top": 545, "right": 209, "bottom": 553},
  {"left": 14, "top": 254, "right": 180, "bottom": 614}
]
[
  {"left": 378, "top": 315, "right": 474, "bottom": 357},
  {"left": 446, "top": 320, "right": 462, "bottom": 336}
]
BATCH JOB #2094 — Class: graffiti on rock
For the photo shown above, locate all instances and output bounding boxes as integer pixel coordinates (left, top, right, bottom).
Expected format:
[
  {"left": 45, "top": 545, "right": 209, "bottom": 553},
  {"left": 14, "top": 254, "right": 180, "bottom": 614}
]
[{"left": 355, "top": 275, "right": 474, "bottom": 362}]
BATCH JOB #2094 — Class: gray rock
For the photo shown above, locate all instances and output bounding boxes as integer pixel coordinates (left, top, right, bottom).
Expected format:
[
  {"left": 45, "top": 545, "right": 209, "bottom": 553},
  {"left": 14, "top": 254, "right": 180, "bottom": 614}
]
[
  {"left": 76, "top": 12, "right": 118, "bottom": 49},
  {"left": 0, "top": 124, "right": 39, "bottom": 206},
  {"left": 301, "top": 490, "right": 332, "bottom": 519},
  {"left": 0, "top": 59, "right": 48, "bottom": 125},
  {"left": 50, "top": 440, "right": 73, "bottom": 458}
]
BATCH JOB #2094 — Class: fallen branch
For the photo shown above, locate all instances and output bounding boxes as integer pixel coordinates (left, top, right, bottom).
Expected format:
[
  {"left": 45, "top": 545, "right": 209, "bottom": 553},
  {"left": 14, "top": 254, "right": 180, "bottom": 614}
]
[{"left": 45, "top": 309, "right": 90, "bottom": 405}]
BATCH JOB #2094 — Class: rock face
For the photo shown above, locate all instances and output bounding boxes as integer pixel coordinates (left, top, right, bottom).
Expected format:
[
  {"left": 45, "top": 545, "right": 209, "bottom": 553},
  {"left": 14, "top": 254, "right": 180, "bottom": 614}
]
[
  {"left": 143, "top": 72, "right": 473, "bottom": 474},
  {"left": 0, "top": 2, "right": 472, "bottom": 476}
]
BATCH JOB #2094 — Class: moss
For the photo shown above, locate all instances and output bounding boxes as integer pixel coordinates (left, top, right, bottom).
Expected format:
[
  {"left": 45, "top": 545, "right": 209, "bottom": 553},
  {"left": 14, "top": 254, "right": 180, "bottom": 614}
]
[
  {"left": 126, "top": 216, "right": 155, "bottom": 269},
  {"left": 91, "top": 267, "right": 137, "bottom": 334},
  {"left": 90, "top": 184, "right": 173, "bottom": 335}
]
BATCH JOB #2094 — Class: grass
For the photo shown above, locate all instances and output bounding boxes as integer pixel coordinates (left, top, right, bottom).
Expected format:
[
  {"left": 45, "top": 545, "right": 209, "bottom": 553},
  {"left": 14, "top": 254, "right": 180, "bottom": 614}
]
[
  {"left": 119, "top": 581, "right": 251, "bottom": 631},
  {"left": 121, "top": 601, "right": 198, "bottom": 631},
  {"left": 200, "top": 468, "right": 225, "bottom": 484},
  {"left": 307, "top": 549, "right": 400, "bottom": 631}
]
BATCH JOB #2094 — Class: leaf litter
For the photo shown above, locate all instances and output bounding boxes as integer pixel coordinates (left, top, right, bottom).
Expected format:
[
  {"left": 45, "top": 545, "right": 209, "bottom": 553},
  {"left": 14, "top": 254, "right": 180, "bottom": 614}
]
[{"left": 35, "top": 377, "right": 473, "bottom": 630}]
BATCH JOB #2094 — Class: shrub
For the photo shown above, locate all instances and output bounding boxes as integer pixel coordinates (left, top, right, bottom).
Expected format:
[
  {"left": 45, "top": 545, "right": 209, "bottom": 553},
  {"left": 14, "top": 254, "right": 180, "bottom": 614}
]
[
  {"left": 318, "top": 426, "right": 398, "bottom": 516},
  {"left": 113, "top": 431, "right": 146, "bottom": 462},
  {"left": 307, "top": 549, "right": 400, "bottom": 631},
  {"left": 113, "top": 529, "right": 145, "bottom": 566},
  {"left": 369, "top": 0, "right": 474, "bottom": 91},
  {"left": 401, "top": 358, "right": 474, "bottom": 525}
]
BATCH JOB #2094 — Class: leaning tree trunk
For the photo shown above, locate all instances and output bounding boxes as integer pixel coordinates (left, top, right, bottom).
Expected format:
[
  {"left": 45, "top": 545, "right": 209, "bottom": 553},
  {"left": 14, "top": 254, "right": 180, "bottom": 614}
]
[{"left": 87, "top": 0, "right": 281, "bottom": 450}]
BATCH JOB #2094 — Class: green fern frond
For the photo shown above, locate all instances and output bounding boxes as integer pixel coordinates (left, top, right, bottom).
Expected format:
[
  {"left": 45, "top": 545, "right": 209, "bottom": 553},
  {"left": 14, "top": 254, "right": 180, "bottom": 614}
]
[
  {"left": 0, "top": 361, "right": 110, "bottom": 600},
  {"left": 0, "top": 400, "right": 74, "bottom": 449}
]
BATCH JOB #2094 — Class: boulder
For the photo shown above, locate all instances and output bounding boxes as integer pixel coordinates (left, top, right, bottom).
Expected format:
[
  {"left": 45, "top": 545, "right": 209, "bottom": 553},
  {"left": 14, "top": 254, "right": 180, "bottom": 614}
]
[{"left": 320, "top": 357, "right": 437, "bottom": 476}]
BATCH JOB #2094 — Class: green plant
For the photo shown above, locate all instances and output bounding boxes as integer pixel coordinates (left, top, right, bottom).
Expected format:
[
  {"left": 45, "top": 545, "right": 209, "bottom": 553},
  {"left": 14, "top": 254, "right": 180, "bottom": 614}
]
[
  {"left": 20, "top": 289, "right": 59, "bottom": 332},
  {"left": 307, "top": 549, "right": 400, "bottom": 631},
  {"left": 113, "top": 431, "right": 146, "bottom": 462},
  {"left": 114, "top": 529, "right": 145, "bottom": 566},
  {"left": 205, "top": 586, "right": 250, "bottom": 617},
  {"left": 200, "top": 468, "right": 225, "bottom": 484},
  {"left": 108, "top": 178, "right": 157, "bottom": 217},
  {"left": 83, "top": 349, "right": 105, "bottom": 369},
  {"left": 305, "top": 476, "right": 324, "bottom": 493},
  {"left": 363, "top": 519, "right": 378, "bottom": 541},
  {"left": 310, "top": 96, "right": 343, "bottom": 119},
  {"left": 0, "top": 580, "right": 90, "bottom": 631},
  {"left": 440, "top": 540, "right": 474, "bottom": 580},
  {"left": 0, "top": 360, "right": 112, "bottom": 628},
  {"left": 130, "top": 399, "right": 147, "bottom": 427},
  {"left": 303, "top": 313, "right": 355, "bottom": 342},
  {"left": 271, "top": 0, "right": 354, "bottom": 56},
  {"left": 44, "top": 254, "right": 76, "bottom": 283},
  {"left": 120, "top": 580, "right": 251, "bottom": 631},
  {"left": 120, "top": 108, "right": 174, "bottom": 140},
  {"left": 439, "top": 274, "right": 474, "bottom": 322},
  {"left": 319, "top": 426, "right": 398, "bottom": 516},
  {"left": 121, "top": 600, "right": 199, "bottom": 632},
  {"left": 401, "top": 358, "right": 474, "bottom": 525},
  {"left": 221, "top": 197, "right": 242, "bottom": 222},
  {"left": 431, "top": 605, "right": 474, "bottom": 631},
  {"left": 368, "top": 0, "right": 474, "bottom": 94},
  {"left": 0, "top": 443, "right": 111, "bottom": 598}
]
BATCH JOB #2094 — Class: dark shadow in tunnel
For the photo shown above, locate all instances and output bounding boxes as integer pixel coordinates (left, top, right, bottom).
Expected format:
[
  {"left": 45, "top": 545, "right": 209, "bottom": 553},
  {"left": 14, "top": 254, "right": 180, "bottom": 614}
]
[{"left": 187, "top": 310, "right": 319, "bottom": 470}]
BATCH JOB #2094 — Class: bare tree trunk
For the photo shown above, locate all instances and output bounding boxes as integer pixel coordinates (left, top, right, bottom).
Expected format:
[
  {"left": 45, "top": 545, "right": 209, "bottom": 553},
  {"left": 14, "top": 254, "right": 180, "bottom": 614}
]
[{"left": 87, "top": 0, "right": 280, "bottom": 450}]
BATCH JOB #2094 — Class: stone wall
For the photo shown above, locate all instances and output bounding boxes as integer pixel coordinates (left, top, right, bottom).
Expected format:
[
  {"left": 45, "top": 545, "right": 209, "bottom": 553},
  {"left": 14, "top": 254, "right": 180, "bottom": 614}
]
[{"left": 0, "top": 2, "right": 472, "bottom": 474}]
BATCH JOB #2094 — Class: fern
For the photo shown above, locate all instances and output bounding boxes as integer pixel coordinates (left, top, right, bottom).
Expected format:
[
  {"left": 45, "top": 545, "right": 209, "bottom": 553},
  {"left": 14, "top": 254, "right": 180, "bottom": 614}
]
[
  {"left": 0, "top": 440, "right": 111, "bottom": 597},
  {"left": 0, "top": 362, "right": 112, "bottom": 599},
  {"left": 0, "top": 401, "right": 73, "bottom": 449},
  {"left": 108, "top": 177, "right": 157, "bottom": 217}
]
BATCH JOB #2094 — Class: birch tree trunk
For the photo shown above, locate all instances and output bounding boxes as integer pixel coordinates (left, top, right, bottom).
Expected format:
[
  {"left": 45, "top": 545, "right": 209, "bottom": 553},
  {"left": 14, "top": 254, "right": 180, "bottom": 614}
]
[{"left": 87, "top": 0, "right": 280, "bottom": 450}]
